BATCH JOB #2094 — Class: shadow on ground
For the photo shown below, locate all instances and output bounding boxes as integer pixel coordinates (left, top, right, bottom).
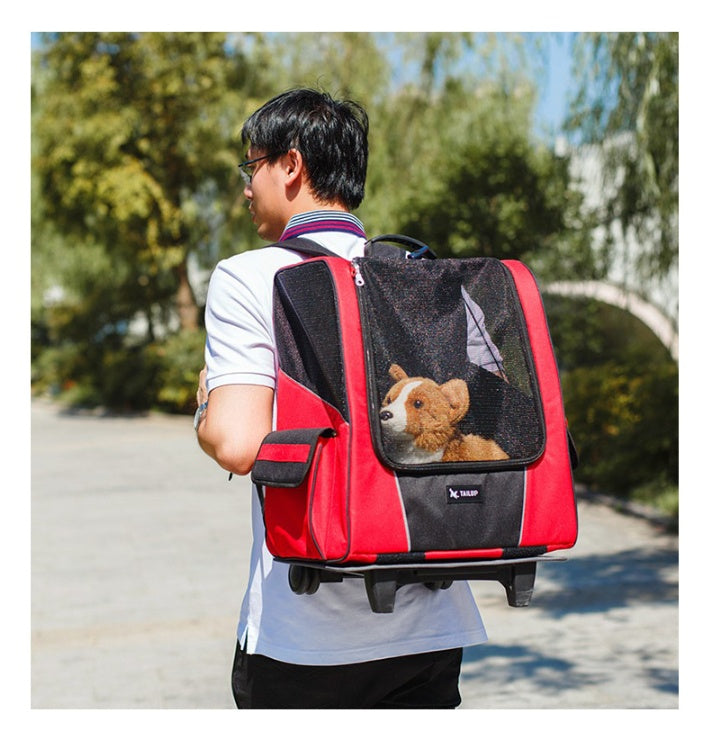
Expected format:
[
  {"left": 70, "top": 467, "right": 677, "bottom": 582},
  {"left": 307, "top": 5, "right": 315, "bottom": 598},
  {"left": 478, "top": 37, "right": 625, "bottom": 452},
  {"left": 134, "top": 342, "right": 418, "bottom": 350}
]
[
  {"left": 461, "top": 642, "right": 593, "bottom": 691},
  {"left": 533, "top": 546, "right": 678, "bottom": 615},
  {"left": 459, "top": 542, "right": 679, "bottom": 703}
]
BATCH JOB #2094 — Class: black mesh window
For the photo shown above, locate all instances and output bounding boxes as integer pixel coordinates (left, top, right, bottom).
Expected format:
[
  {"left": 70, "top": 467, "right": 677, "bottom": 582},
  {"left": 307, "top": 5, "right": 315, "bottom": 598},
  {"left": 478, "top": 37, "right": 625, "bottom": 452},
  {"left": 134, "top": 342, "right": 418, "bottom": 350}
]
[
  {"left": 274, "top": 261, "right": 349, "bottom": 421},
  {"left": 357, "top": 257, "right": 544, "bottom": 468}
]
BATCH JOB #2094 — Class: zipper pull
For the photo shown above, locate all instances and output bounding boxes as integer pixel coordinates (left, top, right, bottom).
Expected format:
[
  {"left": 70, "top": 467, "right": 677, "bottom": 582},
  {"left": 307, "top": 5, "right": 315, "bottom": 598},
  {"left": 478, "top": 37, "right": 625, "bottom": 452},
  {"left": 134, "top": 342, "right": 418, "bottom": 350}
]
[{"left": 352, "top": 260, "right": 365, "bottom": 286}]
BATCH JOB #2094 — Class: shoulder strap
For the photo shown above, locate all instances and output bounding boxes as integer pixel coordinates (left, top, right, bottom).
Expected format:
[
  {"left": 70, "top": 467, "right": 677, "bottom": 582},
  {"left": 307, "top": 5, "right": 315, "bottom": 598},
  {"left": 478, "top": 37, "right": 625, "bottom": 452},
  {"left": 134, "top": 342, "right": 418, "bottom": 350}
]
[
  {"left": 274, "top": 234, "right": 436, "bottom": 260},
  {"left": 273, "top": 237, "right": 338, "bottom": 258}
]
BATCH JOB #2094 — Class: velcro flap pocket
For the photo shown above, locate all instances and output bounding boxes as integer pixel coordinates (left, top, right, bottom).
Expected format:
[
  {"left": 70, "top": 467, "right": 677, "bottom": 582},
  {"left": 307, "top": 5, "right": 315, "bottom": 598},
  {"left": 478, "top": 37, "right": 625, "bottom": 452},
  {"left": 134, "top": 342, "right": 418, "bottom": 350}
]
[{"left": 251, "top": 428, "right": 336, "bottom": 488}]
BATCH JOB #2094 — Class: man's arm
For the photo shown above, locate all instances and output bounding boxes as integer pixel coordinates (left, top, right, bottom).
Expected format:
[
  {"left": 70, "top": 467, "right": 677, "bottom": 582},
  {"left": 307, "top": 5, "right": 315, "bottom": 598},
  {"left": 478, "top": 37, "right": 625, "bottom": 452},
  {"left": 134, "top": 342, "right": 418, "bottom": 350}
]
[{"left": 196, "top": 374, "right": 274, "bottom": 476}]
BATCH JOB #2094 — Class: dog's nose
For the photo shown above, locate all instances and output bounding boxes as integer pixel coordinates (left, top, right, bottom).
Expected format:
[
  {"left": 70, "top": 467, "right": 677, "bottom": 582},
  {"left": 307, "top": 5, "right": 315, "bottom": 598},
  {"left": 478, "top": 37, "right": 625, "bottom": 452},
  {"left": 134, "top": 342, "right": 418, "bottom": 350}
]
[{"left": 380, "top": 410, "right": 393, "bottom": 421}]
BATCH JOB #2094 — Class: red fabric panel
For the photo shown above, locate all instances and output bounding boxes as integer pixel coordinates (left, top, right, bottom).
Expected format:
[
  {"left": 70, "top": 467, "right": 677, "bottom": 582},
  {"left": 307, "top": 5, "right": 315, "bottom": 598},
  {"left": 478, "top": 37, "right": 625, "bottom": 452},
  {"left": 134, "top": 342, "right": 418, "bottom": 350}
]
[
  {"left": 503, "top": 260, "right": 577, "bottom": 550},
  {"left": 265, "top": 371, "right": 350, "bottom": 561},
  {"left": 258, "top": 443, "right": 311, "bottom": 463},
  {"left": 325, "top": 258, "right": 411, "bottom": 560}
]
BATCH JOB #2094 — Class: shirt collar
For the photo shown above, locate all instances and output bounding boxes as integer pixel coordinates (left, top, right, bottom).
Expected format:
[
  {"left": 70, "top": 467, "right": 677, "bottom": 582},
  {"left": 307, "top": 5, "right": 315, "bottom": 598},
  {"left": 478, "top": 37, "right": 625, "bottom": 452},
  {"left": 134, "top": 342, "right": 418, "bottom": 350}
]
[{"left": 279, "top": 210, "right": 366, "bottom": 241}]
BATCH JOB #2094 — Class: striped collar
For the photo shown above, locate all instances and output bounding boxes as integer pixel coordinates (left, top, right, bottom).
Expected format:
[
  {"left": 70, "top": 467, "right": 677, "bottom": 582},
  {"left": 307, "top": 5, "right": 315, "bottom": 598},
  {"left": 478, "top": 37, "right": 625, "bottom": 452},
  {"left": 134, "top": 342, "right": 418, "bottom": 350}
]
[{"left": 279, "top": 210, "right": 366, "bottom": 241}]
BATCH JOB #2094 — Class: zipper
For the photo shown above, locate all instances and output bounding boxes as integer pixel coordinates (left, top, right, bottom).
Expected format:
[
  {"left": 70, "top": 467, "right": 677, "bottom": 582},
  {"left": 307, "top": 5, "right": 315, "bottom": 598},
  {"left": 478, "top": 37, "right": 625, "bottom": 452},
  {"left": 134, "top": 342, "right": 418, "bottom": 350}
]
[
  {"left": 351, "top": 259, "right": 365, "bottom": 286},
  {"left": 350, "top": 259, "right": 390, "bottom": 469}
]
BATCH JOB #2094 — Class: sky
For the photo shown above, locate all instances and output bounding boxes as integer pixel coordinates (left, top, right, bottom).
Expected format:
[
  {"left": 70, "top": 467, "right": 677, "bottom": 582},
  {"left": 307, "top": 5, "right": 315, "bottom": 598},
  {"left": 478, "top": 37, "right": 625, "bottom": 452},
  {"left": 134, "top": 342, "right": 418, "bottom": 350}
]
[
  {"left": 534, "top": 34, "right": 575, "bottom": 140},
  {"left": 377, "top": 31, "right": 578, "bottom": 142}
]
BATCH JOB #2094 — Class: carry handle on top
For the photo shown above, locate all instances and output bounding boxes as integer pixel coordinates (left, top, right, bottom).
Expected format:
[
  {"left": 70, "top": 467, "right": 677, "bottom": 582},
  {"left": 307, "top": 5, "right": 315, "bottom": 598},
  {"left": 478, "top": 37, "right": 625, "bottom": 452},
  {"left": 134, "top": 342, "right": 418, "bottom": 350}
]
[
  {"left": 367, "top": 234, "right": 436, "bottom": 259},
  {"left": 278, "top": 235, "right": 437, "bottom": 260}
]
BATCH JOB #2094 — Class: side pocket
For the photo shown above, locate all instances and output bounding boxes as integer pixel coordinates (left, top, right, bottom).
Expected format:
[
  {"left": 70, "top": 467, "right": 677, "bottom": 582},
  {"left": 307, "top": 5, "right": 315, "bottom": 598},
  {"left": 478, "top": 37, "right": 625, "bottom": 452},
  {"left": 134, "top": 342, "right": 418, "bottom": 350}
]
[
  {"left": 251, "top": 427, "right": 338, "bottom": 561},
  {"left": 251, "top": 427, "right": 336, "bottom": 488}
]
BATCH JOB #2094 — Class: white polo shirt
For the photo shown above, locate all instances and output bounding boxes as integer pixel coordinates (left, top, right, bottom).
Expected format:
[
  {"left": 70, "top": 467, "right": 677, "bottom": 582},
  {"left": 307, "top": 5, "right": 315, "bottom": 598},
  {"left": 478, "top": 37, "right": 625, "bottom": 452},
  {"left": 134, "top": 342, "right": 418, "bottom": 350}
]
[{"left": 204, "top": 211, "right": 487, "bottom": 665}]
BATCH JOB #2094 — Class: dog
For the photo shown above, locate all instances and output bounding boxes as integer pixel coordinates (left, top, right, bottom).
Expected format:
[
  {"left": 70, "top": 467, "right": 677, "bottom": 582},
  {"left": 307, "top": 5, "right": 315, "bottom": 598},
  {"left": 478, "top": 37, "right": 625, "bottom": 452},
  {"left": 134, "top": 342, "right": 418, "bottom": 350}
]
[{"left": 379, "top": 363, "right": 509, "bottom": 464}]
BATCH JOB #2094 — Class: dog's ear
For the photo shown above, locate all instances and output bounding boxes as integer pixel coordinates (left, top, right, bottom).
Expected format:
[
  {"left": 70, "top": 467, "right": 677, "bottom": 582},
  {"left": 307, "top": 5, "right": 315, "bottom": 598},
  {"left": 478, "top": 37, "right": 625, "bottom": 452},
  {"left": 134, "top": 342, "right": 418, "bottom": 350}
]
[
  {"left": 439, "top": 379, "right": 469, "bottom": 423},
  {"left": 389, "top": 363, "right": 408, "bottom": 382}
]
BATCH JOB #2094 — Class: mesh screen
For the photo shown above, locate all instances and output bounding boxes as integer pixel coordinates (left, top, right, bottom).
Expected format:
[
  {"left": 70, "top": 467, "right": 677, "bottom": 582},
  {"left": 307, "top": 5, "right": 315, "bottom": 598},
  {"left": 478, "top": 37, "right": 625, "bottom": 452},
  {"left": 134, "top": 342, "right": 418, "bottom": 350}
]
[
  {"left": 274, "top": 262, "right": 349, "bottom": 421},
  {"left": 357, "top": 257, "right": 544, "bottom": 468}
]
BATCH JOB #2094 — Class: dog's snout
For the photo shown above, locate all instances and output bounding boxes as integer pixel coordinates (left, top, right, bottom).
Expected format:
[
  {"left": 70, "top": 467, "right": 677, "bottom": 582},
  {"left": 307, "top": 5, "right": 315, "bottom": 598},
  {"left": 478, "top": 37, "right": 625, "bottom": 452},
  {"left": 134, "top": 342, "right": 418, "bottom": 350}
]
[{"left": 380, "top": 410, "right": 393, "bottom": 421}]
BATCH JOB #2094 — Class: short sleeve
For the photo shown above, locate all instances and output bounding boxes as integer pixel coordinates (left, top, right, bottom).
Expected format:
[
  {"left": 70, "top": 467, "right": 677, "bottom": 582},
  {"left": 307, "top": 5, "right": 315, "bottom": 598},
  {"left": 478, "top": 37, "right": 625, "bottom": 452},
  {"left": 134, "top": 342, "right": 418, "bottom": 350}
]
[{"left": 204, "top": 255, "right": 278, "bottom": 392}]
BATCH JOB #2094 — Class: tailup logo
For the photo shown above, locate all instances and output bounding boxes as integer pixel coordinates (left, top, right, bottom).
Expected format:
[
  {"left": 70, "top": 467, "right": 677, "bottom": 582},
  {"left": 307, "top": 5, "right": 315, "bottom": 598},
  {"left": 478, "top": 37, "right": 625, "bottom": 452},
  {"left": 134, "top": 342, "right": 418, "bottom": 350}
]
[{"left": 446, "top": 485, "right": 483, "bottom": 503}]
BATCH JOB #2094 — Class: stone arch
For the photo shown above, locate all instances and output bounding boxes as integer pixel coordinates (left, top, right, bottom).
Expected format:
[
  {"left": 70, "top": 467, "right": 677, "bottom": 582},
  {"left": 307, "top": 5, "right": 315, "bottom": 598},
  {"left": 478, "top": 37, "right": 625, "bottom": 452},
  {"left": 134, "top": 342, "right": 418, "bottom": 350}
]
[{"left": 544, "top": 281, "right": 678, "bottom": 362}]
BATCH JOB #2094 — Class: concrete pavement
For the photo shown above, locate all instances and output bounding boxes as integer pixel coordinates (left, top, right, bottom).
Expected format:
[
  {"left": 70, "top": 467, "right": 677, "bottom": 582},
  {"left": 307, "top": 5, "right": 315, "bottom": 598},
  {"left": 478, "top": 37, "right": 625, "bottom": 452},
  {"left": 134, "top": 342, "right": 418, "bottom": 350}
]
[{"left": 30, "top": 399, "right": 679, "bottom": 711}]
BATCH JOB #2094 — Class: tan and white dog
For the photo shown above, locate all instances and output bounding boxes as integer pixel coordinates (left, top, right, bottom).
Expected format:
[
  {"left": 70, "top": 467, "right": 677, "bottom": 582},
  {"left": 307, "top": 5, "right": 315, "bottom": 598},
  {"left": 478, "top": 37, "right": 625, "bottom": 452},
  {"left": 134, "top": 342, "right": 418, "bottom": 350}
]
[{"left": 379, "top": 363, "right": 509, "bottom": 464}]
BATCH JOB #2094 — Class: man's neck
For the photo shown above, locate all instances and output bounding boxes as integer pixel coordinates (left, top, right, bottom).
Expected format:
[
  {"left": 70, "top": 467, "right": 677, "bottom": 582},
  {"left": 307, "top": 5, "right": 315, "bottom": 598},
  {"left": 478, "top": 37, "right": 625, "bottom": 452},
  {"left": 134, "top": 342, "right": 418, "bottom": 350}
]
[{"left": 288, "top": 195, "right": 348, "bottom": 219}]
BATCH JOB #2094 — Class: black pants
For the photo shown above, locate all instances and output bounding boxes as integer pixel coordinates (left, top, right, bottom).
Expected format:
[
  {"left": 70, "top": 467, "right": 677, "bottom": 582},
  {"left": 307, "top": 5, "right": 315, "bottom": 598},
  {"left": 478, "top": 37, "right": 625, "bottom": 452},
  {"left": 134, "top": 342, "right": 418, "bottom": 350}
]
[{"left": 231, "top": 641, "right": 463, "bottom": 709}]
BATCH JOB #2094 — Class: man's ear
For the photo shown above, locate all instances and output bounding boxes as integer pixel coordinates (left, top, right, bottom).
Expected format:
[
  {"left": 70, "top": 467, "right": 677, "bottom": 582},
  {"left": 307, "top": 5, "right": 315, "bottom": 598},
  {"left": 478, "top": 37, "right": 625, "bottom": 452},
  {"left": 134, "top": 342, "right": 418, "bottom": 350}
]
[{"left": 282, "top": 148, "right": 305, "bottom": 186}]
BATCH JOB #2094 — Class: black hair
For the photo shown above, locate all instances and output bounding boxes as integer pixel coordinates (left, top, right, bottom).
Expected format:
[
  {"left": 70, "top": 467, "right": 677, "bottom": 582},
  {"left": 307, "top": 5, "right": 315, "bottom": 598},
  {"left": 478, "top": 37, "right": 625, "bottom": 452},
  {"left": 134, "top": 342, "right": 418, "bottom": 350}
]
[{"left": 241, "top": 88, "right": 369, "bottom": 210}]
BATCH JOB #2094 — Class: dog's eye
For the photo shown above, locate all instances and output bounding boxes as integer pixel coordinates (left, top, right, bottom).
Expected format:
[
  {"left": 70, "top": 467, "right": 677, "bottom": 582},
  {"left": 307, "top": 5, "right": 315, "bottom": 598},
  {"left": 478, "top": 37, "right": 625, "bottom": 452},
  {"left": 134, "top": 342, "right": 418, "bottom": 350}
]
[{"left": 413, "top": 399, "right": 423, "bottom": 409}]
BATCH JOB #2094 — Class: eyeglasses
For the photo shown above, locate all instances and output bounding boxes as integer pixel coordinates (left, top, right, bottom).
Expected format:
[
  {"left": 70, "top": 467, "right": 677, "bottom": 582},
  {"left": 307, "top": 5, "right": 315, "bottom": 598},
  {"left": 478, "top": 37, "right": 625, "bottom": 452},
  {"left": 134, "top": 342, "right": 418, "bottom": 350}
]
[{"left": 238, "top": 152, "right": 285, "bottom": 185}]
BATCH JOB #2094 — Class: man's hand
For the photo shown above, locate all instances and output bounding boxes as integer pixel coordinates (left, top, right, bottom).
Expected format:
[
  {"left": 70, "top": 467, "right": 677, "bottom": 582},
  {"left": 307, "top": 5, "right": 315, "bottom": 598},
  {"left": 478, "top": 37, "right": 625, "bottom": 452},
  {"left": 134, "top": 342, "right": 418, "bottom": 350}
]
[{"left": 197, "top": 366, "right": 208, "bottom": 408}]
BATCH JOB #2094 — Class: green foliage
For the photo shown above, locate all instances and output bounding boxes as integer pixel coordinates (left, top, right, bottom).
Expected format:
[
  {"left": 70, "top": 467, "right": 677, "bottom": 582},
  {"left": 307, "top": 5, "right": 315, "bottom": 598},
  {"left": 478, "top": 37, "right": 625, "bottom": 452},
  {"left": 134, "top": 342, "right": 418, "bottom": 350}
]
[
  {"left": 263, "top": 32, "right": 391, "bottom": 105},
  {"left": 630, "top": 477, "right": 679, "bottom": 522},
  {"left": 544, "top": 295, "right": 673, "bottom": 371},
  {"left": 31, "top": 32, "right": 274, "bottom": 413},
  {"left": 361, "top": 49, "right": 594, "bottom": 278},
  {"left": 32, "top": 329, "right": 206, "bottom": 414},
  {"left": 36, "top": 31, "right": 590, "bottom": 414},
  {"left": 400, "top": 121, "right": 586, "bottom": 266},
  {"left": 561, "top": 361, "right": 678, "bottom": 497},
  {"left": 31, "top": 337, "right": 160, "bottom": 411},
  {"left": 98, "top": 345, "right": 164, "bottom": 411},
  {"left": 32, "top": 32, "right": 269, "bottom": 332},
  {"left": 566, "top": 32, "right": 678, "bottom": 281},
  {"left": 546, "top": 295, "right": 678, "bottom": 506},
  {"left": 147, "top": 330, "right": 207, "bottom": 414}
]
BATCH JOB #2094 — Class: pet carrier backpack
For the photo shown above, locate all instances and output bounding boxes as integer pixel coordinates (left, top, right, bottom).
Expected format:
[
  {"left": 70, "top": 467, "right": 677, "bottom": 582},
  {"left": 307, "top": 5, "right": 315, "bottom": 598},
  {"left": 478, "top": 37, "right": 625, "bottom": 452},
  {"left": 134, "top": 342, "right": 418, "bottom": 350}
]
[{"left": 251, "top": 234, "right": 578, "bottom": 613}]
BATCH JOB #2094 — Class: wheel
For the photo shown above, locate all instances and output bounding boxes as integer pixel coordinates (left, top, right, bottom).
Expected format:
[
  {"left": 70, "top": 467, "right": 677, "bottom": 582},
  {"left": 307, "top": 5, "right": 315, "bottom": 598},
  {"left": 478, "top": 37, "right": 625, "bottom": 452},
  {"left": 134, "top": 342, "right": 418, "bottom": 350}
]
[
  {"left": 288, "top": 564, "right": 307, "bottom": 595},
  {"left": 305, "top": 568, "right": 321, "bottom": 595},
  {"left": 288, "top": 564, "right": 321, "bottom": 596}
]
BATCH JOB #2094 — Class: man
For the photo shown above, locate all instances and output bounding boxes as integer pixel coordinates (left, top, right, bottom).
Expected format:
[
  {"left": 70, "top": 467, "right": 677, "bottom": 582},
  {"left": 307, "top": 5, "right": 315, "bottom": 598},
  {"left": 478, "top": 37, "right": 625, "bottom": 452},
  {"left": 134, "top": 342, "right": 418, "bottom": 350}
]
[{"left": 196, "top": 88, "right": 487, "bottom": 708}]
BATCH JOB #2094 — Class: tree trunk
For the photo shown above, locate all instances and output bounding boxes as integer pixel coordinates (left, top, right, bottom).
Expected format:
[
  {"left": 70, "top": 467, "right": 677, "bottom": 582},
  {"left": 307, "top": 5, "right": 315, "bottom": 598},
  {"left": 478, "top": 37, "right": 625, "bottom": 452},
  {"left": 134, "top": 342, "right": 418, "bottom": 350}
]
[{"left": 175, "top": 261, "right": 200, "bottom": 332}]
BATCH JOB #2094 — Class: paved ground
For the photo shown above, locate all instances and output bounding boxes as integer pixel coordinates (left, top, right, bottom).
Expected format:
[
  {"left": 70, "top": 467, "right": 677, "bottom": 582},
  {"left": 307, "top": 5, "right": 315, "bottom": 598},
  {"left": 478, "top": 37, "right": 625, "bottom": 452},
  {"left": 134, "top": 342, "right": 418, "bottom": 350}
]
[{"left": 30, "top": 399, "right": 681, "bottom": 718}]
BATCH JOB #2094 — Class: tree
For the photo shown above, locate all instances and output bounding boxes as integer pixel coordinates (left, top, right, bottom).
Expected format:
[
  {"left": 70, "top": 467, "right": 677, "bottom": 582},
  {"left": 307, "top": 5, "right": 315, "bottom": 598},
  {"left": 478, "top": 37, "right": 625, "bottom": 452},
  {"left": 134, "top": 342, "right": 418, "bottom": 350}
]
[
  {"left": 33, "top": 32, "right": 266, "bottom": 335},
  {"left": 374, "top": 56, "right": 594, "bottom": 278},
  {"left": 264, "top": 32, "right": 391, "bottom": 105},
  {"left": 32, "top": 31, "right": 596, "bottom": 410},
  {"left": 31, "top": 32, "right": 277, "bottom": 409},
  {"left": 554, "top": 33, "right": 679, "bottom": 508},
  {"left": 566, "top": 32, "right": 678, "bottom": 282}
]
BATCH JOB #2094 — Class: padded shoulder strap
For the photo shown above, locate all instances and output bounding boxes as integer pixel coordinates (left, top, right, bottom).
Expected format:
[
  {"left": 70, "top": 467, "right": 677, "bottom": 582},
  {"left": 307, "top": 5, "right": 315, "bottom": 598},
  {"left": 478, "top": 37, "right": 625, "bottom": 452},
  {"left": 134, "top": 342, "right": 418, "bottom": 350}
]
[
  {"left": 275, "top": 234, "right": 436, "bottom": 261},
  {"left": 274, "top": 237, "right": 337, "bottom": 258}
]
